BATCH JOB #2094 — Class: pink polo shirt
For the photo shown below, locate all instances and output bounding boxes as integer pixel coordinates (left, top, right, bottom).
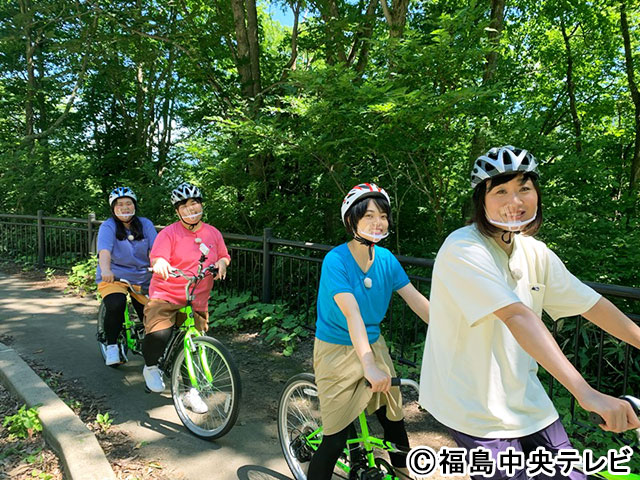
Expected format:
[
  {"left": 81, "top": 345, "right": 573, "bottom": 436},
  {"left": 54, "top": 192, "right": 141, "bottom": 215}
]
[{"left": 149, "top": 222, "right": 230, "bottom": 311}]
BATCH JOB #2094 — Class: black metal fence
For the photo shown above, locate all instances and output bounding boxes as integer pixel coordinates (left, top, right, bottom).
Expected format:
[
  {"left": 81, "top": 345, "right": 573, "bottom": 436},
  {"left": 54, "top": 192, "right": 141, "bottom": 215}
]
[{"left": 1, "top": 212, "right": 638, "bottom": 409}]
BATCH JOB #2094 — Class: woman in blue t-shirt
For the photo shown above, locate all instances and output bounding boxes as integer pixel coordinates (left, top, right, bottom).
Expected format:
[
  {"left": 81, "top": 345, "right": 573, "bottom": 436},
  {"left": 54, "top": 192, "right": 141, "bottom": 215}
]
[
  {"left": 308, "top": 183, "right": 430, "bottom": 480},
  {"left": 96, "top": 187, "right": 157, "bottom": 366}
]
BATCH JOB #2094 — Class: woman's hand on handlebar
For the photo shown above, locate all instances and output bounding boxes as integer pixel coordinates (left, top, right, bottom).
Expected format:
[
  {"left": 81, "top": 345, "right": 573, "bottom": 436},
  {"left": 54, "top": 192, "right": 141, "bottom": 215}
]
[
  {"left": 363, "top": 363, "right": 391, "bottom": 393},
  {"left": 102, "top": 270, "right": 115, "bottom": 283},
  {"left": 152, "top": 257, "right": 173, "bottom": 280},
  {"left": 581, "top": 389, "right": 640, "bottom": 433}
]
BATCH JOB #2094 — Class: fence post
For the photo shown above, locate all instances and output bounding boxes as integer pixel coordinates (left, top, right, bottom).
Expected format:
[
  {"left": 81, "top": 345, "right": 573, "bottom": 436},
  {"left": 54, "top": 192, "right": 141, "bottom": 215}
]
[
  {"left": 36, "top": 210, "right": 45, "bottom": 267},
  {"left": 87, "top": 213, "right": 96, "bottom": 255},
  {"left": 261, "top": 228, "right": 273, "bottom": 303}
]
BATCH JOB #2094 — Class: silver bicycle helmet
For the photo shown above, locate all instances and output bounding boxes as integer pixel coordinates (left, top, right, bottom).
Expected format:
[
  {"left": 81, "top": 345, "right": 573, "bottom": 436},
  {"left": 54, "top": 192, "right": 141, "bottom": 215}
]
[
  {"left": 109, "top": 187, "right": 137, "bottom": 207},
  {"left": 471, "top": 146, "right": 539, "bottom": 189},
  {"left": 171, "top": 182, "right": 202, "bottom": 207}
]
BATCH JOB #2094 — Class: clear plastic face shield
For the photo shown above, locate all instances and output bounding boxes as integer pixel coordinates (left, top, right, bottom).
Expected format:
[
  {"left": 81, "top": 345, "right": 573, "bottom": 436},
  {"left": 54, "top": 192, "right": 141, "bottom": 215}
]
[
  {"left": 355, "top": 201, "right": 390, "bottom": 243},
  {"left": 113, "top": 198, "right": 135, "bottom": 222},
  {"left": 178, "top": 199, "right": 203, "bottom": 224},
  {"left": 485, "top": 205, "right": 538, "bottom": 232},
  {"left": 483, "top": 174, "right": 538, "bottom": 233}
]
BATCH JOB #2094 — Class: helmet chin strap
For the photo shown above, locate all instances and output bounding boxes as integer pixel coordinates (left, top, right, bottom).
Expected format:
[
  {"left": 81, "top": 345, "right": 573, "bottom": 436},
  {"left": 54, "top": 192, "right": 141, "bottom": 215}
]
[
  {"left": 178, "top": 213, "right": 200, "bottom": 230},
  {"left": 353, "top": 235, "right": 376, "bottom": 260}
]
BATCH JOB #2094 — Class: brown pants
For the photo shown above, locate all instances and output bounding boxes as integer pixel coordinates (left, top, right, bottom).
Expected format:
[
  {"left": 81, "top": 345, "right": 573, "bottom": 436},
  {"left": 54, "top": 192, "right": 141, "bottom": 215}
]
[{"left": 143, "top": 298, "right": 208, "bottom": 333}]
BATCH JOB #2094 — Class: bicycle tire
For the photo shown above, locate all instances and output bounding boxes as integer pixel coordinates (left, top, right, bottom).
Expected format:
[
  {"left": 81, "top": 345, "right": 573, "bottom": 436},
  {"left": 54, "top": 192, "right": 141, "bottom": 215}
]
[
  {"left": 170, "top": 335, "right": 241, "bottom": 440},
  {"left": 277, "top": 373, "right": 325, "bottom": 480},
  {"left": 96, "top": 301, "right": 128, "bottom": 368}
]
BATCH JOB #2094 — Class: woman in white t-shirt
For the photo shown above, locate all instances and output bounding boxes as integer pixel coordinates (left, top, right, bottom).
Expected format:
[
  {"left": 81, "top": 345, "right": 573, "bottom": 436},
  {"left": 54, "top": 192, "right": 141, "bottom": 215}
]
[{"left": 419, "top": 146, "right": 640, "bottom": 480}]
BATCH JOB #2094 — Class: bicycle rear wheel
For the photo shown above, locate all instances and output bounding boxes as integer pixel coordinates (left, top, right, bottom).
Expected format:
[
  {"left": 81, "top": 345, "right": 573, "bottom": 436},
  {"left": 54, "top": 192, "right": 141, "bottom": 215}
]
[
  {"left": 96, "top": 302, "right": 128, "bottom": 367},
  {"left": 170, "top": 335, "right": 241, "bottom": 440},
  {"left": 277, "top": 373, "right": 324, "bottom": 480}
]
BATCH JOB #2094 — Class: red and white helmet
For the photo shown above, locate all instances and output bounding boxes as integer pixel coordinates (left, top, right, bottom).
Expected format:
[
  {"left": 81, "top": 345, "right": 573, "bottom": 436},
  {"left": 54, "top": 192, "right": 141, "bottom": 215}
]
[{"left": 341, "top": 183, "right": 390, "bottom": 225}]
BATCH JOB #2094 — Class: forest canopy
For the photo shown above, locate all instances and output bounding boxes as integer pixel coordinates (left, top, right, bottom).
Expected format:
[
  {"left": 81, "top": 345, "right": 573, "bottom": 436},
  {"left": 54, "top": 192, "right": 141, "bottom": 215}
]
[{"left": 1, "top": 0, "right": 639, "bottom": 286}]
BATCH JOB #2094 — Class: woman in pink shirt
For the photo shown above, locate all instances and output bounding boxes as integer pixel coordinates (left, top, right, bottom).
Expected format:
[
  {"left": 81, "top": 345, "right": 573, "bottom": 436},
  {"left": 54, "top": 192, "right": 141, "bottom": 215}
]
[{"left": 142, "top": 182, "right": 231, "bottom": 406}]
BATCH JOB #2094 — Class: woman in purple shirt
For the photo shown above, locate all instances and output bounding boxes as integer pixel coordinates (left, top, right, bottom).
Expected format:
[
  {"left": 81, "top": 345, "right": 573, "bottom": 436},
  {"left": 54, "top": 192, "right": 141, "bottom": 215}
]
[{"left": 96, "top": 187, "right": 157, "bottom": 366}]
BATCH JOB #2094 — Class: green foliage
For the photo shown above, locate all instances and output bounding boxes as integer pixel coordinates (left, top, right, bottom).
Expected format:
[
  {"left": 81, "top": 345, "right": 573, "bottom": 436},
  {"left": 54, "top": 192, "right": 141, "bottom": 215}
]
[
  {"left": 209, "top": 291, "right": 310, "bottom": 356},
  {"left": 66, "top": 257, "right": 98, "bottom": 296},
  {"left": 3, "top": 405, "right": 43, "bottom": 439},
  {"left": 95, "top": 412, "right": 113, "bottom": 432}
]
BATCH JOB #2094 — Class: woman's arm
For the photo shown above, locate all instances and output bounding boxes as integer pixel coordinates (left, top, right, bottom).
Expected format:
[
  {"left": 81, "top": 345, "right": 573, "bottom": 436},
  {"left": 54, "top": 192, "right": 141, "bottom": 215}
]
[
  {"left": 98, "top": 250, "right": 114, "bottom": 283},
  {"left": 397, "top": 283, "right": 429, "bottom": 324},
  {"left": 581, "top": 297, "right": 640, "bottom": 349},
  {"left": 334, "top": 292, "right": 391, "bottom": 393},
  {"left": 495, "top": 302, "right": 640, "bottom": 433}
]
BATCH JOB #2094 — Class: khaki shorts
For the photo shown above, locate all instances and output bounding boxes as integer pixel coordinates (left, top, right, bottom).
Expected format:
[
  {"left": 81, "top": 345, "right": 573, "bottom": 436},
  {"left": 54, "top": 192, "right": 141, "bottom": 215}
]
[
  {"left": 313, "top": 335, "right": 403, "bottom": 435},
  {"left": 97, "top": 281, "right": 148, "bottom": 305},
  {"left": 143, "top": 299, "right": 209, "bottom": 334}
]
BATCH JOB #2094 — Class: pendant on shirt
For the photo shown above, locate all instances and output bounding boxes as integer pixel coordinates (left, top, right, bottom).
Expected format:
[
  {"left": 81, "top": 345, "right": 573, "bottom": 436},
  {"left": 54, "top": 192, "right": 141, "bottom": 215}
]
[
  {"left": 127, "top": 234, "right": 134, "bottom": 241},
  {"left": 363, "top": 277, "right": 372, "bottom": 289},
  {"left": 195, "top": 237, "right": 202, "bottom": 244},
  {"left": 510, "top": 268, "right": 523, "bottom": 281}
]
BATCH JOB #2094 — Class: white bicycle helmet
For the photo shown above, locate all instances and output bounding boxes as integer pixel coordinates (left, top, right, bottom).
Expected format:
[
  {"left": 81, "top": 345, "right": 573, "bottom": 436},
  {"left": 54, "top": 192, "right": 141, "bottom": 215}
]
[
  {"left": 341, "top": 183, "right": 390, "bottom": 225},
  {"left": 109, "top": 187, "right": 137, "bottom": 207},
  {"left": 171, "top": 182, "right": 202, "bottom": 206},
  {"left": 471, "top": 146, "right": 539, "bottom": 189}
]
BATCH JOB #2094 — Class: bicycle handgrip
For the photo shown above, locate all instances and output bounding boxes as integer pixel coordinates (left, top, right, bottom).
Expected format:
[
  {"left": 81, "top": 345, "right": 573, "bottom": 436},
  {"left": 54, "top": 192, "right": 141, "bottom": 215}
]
[{"left": 365, "top": 377, "right": 402, "bottom": 388}]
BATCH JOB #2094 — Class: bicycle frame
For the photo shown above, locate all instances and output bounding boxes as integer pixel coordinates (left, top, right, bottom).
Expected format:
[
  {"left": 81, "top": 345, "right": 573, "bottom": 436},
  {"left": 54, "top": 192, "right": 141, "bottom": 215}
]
[{"left": 177, "top": 305, "right": 214, "bottom": 390}]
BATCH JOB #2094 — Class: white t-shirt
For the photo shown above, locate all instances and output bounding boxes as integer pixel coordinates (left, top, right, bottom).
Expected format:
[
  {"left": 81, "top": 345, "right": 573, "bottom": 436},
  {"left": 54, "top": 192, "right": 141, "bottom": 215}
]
[{"left": 418, "top": 225, "right": 600, "bottom": 438}]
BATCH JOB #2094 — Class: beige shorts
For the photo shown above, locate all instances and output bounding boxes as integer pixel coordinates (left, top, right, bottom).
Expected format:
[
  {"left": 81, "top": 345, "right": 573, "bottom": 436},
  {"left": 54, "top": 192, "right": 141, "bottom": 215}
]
[
  {"left": 313, "top": 335, "right": 403, "bottom": 435},
  {"left": 143, "top": 299, "right": 208, "bottom": 334},
  {"left": 97, "top": 281, "right": 148, "bottom": 305}
]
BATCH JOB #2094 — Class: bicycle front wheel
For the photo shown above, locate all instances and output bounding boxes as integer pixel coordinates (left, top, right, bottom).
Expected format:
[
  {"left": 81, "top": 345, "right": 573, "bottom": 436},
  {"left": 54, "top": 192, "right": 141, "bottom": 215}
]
[
  {"left": 277, "top": 373, "right": 323, "bottom": 480},
  {"left": 170, "top": 335, "right": 241, "bottom": 440}
]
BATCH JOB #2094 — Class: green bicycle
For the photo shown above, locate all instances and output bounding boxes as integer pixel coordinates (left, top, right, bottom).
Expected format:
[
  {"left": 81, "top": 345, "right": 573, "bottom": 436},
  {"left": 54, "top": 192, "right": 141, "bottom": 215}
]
[
  {"left": 97, "top": 245, "right": 241, "bottom": 440},
  {"left": 277, "top": 373, "right": 418, "bottom": 480}
]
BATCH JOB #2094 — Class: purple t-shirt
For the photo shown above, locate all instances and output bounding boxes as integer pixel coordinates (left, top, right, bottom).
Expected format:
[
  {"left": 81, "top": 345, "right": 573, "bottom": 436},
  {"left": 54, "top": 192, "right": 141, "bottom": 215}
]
[{"left": 95, "top": 217, "right": 157, "bottom": 286}]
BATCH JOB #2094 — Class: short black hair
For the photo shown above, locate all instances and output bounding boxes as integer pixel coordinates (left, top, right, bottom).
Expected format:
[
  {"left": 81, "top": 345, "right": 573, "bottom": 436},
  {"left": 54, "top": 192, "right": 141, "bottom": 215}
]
[
  {"left": 470, "top": 171, "right": 542, "bottom": 238},
  {"left": 344, "top": 196, "right": 392, "bottom": 237}
]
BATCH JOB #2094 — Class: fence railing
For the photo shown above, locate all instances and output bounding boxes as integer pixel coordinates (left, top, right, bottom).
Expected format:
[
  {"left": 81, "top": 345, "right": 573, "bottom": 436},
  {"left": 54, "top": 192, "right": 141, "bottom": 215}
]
[{"left": 1, "top": 212, "right": 638, "bottom": 412}]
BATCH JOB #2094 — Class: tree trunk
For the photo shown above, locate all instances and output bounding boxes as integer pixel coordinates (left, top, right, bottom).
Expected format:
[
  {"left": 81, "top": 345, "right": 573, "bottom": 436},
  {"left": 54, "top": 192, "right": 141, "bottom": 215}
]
[
  {"left": 620, "top": 2, "right": 640, "bottom": 191},
  {"left": 245, "top": 0, "right": 261, "bottom": 99},
  {"left": 561, "top": 19, "right": 582, "bottom": 154},
  {"left": 19, "top": 0, "right": 35, "bottom": 140},
  {"left": 230, "top": 0, "right": 255, "bottom": 99},
  {"left": 468, "top": 0, "right": 506, "bottom": 166},
  {"left": 379, "top": 0, "right": 410, "bottom": 38}
]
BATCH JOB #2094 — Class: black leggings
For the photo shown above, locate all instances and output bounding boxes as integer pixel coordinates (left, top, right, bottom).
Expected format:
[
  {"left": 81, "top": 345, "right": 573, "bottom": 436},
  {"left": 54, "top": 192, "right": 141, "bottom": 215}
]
[
  {"left": 142, "top": 327, "right": 173, "bottom": 366},
  {"left": 102, "top": 293, "right": 145, "bottom": 344},
  {"left": 307, "top": 406, "right": 410, "bottom": 479}
]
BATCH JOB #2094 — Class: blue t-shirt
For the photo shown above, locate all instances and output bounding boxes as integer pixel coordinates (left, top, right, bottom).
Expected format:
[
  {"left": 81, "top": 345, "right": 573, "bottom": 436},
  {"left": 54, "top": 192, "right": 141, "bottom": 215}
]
[
  {"left": 95, "top": 217, "right": 157, "bottom": 286},
  {"left": 315, "top": 243, "right": 410, "bottom": 345}
]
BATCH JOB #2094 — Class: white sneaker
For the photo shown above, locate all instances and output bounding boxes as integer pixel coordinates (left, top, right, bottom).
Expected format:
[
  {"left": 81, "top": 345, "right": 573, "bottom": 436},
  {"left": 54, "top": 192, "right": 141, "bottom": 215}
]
[
  {"left": 143, "top": 365, "right": 165, "bottom": 392},
  {"left": 105, "top": 344, "right": 121, "bottom": 366},
  {"left": 181, "top": 388, "right": 208, "bottom": 414}
]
